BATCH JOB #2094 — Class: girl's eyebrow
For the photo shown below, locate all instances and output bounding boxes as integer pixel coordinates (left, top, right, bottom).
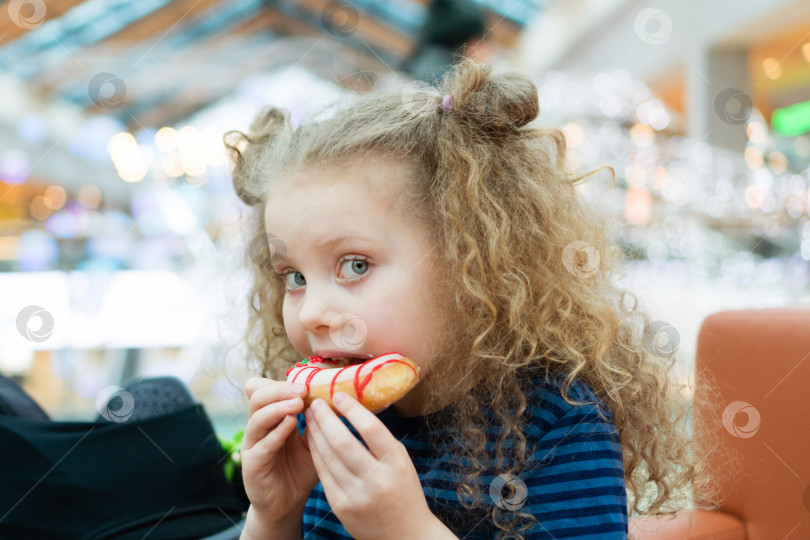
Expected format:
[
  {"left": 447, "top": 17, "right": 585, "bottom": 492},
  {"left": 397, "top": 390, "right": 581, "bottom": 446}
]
[
  {"left": 271, "top": 234, "right": 378, "bottom": 272},
  {"left": 314, "top": 234, "right": 377, "bottom": 254}
]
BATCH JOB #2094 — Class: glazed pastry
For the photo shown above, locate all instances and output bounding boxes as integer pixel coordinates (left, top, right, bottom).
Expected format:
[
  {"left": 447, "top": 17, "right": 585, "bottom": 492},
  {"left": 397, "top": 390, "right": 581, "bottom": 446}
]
[{"left": 285, "top": 352, "right": 419, "bottom": 415}]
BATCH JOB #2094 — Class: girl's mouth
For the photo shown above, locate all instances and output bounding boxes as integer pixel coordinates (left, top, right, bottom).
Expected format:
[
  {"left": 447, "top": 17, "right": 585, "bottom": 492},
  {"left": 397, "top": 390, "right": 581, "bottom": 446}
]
[
  {"left": 317, "top": 356, "right": 373, "bottom": 367},
  {"left": 329, "top": 356, "right": 370, "bottom": 366}
]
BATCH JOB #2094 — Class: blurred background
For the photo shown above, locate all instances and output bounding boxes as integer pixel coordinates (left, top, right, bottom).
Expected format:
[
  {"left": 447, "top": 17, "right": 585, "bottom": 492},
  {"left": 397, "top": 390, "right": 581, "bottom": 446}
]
[{"left": 1, "top": 0, "right": 809, "bottom": 438}]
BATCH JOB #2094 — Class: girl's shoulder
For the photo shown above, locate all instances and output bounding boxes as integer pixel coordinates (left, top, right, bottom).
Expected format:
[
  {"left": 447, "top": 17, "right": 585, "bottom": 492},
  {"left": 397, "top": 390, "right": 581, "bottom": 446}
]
[{"left": 521, "top": 370, "right": 617, "bottom": 438}]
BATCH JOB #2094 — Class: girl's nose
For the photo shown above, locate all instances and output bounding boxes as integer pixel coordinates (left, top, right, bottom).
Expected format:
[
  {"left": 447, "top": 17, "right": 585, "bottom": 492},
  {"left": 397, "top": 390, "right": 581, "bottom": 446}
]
[{"left": 297, "top": 291, "right": 333, "bottom": 334}]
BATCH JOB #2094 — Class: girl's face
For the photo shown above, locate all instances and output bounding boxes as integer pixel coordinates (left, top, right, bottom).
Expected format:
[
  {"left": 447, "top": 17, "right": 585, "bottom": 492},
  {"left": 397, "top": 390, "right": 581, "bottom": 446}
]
[{"left": 264, "top": 155, "right": 446, "bottom": 416}]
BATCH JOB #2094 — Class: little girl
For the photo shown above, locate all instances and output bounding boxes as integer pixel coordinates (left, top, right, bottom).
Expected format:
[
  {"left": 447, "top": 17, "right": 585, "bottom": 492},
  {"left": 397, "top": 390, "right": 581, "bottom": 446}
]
[{"left": 225, "top": 59, "right": 716, "bottom": 539}]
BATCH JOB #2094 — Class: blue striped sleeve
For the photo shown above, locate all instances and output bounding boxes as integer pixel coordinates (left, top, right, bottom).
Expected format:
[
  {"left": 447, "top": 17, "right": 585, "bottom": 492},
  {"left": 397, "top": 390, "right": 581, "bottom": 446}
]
[
  {"left": 293, "top": 377, "right": 628, "bottom": 540},
  {"left": 519, "top": 390, "right": 628, "bottom": 539}
]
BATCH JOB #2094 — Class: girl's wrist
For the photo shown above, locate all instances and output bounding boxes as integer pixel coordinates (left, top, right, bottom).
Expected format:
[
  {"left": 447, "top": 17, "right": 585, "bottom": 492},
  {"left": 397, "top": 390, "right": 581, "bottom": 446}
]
[
  {"left": 412, "top": 512, "right": 458, "bottom": 540},
  {"left": 241, "top": 504, "right": 302, "bottom": 540}
]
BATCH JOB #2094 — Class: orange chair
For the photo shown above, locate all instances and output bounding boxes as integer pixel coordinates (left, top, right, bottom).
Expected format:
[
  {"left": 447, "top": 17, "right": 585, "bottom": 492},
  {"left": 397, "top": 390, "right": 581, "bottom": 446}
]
[{"left": 629, "top": 307, "right": 810, "bottom": 540}]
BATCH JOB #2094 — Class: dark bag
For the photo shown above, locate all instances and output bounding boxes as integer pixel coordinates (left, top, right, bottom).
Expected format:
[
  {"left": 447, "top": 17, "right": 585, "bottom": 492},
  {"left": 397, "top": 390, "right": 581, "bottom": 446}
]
[{"left": 0, "top": 376, "right": 249, "bottom": 540}]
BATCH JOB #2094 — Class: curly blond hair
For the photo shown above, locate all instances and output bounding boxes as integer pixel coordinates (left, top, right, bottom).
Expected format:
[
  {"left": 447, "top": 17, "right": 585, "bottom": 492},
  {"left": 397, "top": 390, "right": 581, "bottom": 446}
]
[{"left": 224, "top": 59, "right": 723, "bottom": 538}]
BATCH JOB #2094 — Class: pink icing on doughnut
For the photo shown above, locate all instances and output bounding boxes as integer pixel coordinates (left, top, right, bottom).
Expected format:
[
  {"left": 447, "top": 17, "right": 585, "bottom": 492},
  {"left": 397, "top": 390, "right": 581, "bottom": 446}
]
[{"left": 285, "top": 352, "right": 417, "bottom": 403}]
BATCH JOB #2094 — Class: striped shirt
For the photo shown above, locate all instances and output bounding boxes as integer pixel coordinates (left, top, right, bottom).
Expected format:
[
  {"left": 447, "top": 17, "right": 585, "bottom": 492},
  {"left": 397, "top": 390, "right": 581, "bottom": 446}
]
[{"left": 296, "top": 373, "right": 628, "bottom": 539}]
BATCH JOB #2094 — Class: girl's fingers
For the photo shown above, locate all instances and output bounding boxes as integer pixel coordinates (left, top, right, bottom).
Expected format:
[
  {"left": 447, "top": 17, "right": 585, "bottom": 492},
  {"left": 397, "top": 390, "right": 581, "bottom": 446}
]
[
  {"left": 312, "top": 403, "right": 375, "bottom": 481},
  {"left": 306, "top": 411, "right": 356, "bottom": 486},
  {"left": 251, "top": 414, "right": 300, "bottom": 457},
  {"left": 331, "top": 394, "right": 399, "bottom": 461},
  {"left": 307, "top": 423, "right": 340, "bottom": 500},
  {"left": 309, "top": 396, "right": 384, "bottom": 476},
  {"left": 243, "top": 397, "right": 303, "bottom": 449},
  {"left": 247, "top": 381, "right": 307, "bottom": 416},
  {"left": 245, "top": 377, "right": 275, "bottom": 399}
]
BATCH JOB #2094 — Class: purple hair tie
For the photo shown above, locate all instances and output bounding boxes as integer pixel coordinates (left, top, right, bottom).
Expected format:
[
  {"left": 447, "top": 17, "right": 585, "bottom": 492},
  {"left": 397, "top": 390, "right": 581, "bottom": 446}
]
[{"left": 441, "top": 94, "right": 453, "bottom": 113}]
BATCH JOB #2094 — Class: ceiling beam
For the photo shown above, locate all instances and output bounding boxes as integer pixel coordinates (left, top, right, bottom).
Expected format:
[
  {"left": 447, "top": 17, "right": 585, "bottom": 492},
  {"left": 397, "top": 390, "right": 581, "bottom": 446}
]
[
  {"left": 0, "top": 0, "right": 86, "bottom": 45},
  {"left": 102, "top": 0, "right": 227, "bottom": 43},
  {"left": 125, "top": 36, "right": 381, "bottom": 129},
  {"left": 287, "top": 0, "right": 416, "bottom": 60},
  {"left": 111, "top": 3, "right": 388, "bottom": 128}
]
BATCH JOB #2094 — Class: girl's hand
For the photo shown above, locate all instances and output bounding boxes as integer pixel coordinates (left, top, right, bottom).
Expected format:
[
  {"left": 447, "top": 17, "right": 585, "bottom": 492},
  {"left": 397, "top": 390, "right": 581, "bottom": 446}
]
[
  {"left": 241, "top": 378, "right": 319, "bottom": 526},
  {"left": 305, "top": 392, "right": 440, "bottom": 540}
]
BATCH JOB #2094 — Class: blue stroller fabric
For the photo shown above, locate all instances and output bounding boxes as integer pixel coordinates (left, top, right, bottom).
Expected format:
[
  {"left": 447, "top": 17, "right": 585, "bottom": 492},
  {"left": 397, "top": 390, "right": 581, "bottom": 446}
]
[{"left": 0, "top": 377, "right": 249, "bottom": 539}]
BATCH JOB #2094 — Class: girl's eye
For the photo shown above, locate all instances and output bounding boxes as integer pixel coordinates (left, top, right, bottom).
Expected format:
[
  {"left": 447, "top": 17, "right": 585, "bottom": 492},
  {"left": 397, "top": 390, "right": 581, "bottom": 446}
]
[
  {"left": 279, "top": 258, "right": 368, "bottom": 291},
  {"left": 282, "top": 271, "right": 306, "bottom": 290},
  {"left": 339, "top": 258, "right": 369, "bottom": 279}
]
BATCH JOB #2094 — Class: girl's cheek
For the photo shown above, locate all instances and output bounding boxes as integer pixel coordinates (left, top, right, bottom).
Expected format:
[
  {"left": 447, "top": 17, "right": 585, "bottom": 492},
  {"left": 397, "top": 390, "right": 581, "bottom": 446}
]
[{"left": 281, "top": 300, "right": 296, "bottom": 335}]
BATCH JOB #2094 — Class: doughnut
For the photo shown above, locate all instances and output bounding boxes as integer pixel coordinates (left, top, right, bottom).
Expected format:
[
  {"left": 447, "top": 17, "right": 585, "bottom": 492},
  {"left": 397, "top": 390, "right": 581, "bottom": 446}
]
[{"left": 285, "top": 352, "right": 420, "bottom": 415}]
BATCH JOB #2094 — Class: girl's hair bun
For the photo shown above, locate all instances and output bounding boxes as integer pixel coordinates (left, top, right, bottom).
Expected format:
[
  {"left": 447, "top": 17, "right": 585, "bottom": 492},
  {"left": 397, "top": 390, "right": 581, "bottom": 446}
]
[
  {"left": 244, "top": 107, "right": 289, "bottom": 146},
  {"left": 224, "top": 106, "right": 291, "bottom": 206},
  {"left": 443, "top": 59, "right": 539, "bottom": 134}
]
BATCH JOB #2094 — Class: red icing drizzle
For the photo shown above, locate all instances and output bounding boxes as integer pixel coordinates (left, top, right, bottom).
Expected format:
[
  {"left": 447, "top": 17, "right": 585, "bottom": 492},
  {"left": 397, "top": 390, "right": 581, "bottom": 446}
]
[{"left": 285, "top": 353, "right": 417, "bottom": 403}]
